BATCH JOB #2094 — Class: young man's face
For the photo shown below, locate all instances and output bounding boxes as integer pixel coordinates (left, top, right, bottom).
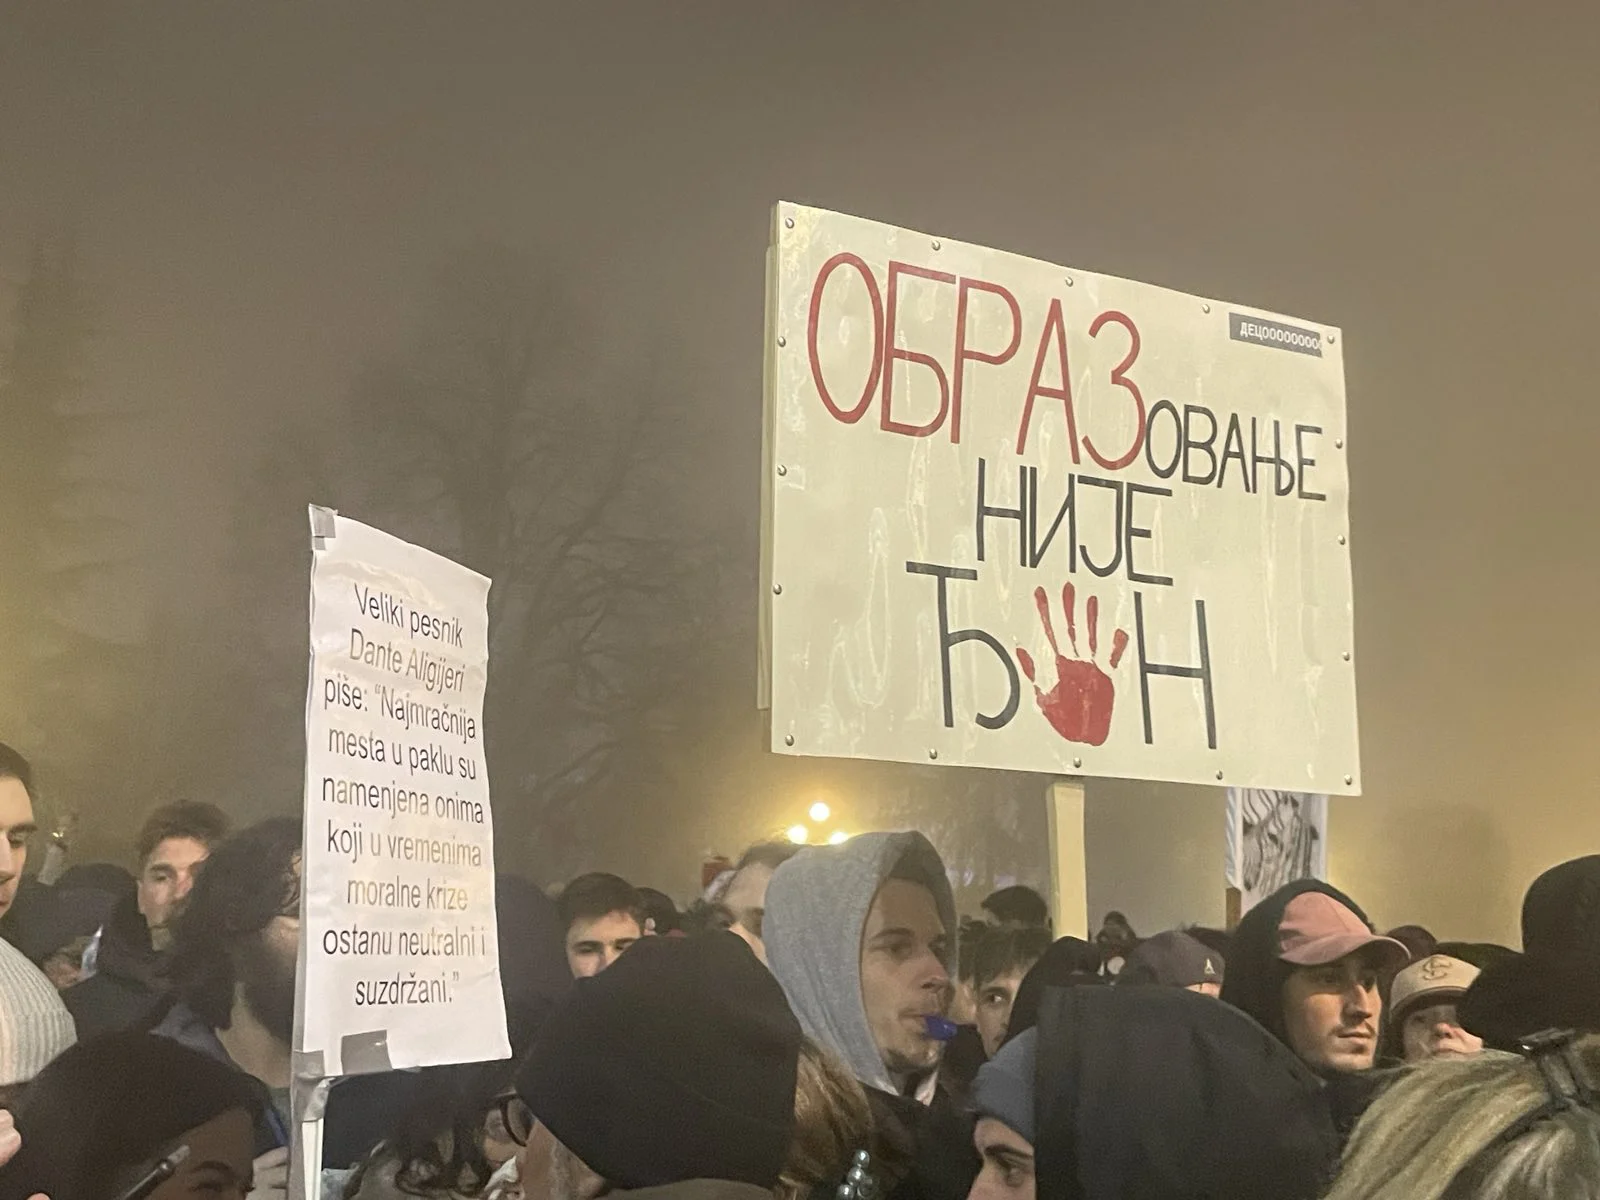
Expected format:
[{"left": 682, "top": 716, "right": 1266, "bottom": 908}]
[
  {"left": 974, "top": 967, "right": 1030, "bottom": 1059},
  {"left": 860, "top": 878, "right": 951, "bottom": 1079},
  {"left": 720, "top": 862, "right": 776, "bottom": 962},
  {"left": 565, "top": 910, "right": 642, "bottom": 978},
  {"left": 969, "top": 1117, "right": 1035, "bottom": 1200},
  {"left": 0, "top": 777, "right": 36, "bottom": 918},
  {"left": 147, "top": 1107, "right": 256, "bottom": 1200},
  {"left": 1400, "top": 1001, "right": 1483, "bottom": 1063},
  {"left": 1281, "top": 953, "right": 1382, "bottom": 1073},
  {"left": 139, "top": 835, "right": 212, "bottom": 936}
]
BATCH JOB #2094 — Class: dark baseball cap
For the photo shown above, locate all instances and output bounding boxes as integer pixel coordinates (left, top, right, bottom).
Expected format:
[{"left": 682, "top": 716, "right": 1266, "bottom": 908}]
[{"left": 1116, "top": 931, "right": 1225, "bottom": 989}]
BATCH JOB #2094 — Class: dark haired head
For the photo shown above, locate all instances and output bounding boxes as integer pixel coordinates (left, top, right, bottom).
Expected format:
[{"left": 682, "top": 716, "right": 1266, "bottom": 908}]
[
  {"left": 558, "top": 872, "right": 644, "bottom": 932},
  {"left": 1384, "top": 924, "right": 1438, "bottom": 963},
  {"left": 981, "top": 885, "right": 1050, "bottom": 928},
  {"left": 136, "top": 800, "right": 232, "bottom": 865},
  {"left": 973, "top": 924, "right": 1054, "bottom": 992},
  {"left": 637, "top": 888, "right": 682, "bottom": 935},
  {"left": 0, "top": 742, "right": 34, "bottom": 800},
  {"left": 6, "top": 1031, "right": 261, "bottom": 1200},
  {"left": 165, "top": 818, "right": 302, "bottom": 1031}
]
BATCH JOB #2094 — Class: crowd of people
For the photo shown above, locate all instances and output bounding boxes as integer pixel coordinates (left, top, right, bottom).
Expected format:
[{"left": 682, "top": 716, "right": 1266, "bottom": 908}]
[{"left": 0, "top": 739, "right": 1596, "bottom": 1200}]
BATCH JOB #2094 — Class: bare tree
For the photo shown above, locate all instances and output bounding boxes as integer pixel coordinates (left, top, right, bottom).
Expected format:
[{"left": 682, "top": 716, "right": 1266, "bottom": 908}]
[{"left": 349, "top": 243, "right": 713, "bottom": 878}]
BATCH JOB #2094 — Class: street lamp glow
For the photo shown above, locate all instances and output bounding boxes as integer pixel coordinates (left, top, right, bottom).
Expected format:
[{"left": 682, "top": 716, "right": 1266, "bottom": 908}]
[
  {"left": 786, "top": 824, "right": 810, "bottom": 845},
  {"left": 809, "top": 801, "right": 832, "bottom": 823},
  {"left": 828, "top": 830, "right": 850, "bottom": 845}
]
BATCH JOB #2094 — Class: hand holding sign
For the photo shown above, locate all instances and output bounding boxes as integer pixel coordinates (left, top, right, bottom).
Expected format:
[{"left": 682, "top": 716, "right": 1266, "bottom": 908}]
[{"left": 1016, "top": 583, "right": 1129, "bottom": 747}]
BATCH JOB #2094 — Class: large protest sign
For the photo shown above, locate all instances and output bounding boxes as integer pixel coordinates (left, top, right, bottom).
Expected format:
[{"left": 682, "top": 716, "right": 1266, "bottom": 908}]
[
  {"left": 299, "top": 508, "right": 508, "bottom": 1077},
  {"left": 1225, "top": 788, "right": 1329, "bottom": 914},
  {"left": 761, "top": 203, "right": 1360, "bottom": 794}
]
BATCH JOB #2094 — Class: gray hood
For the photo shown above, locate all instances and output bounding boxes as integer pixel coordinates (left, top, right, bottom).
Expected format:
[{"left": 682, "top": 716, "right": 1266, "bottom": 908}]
[{"left": 763, "top": 831, "right": 956, "bottom": 1093}]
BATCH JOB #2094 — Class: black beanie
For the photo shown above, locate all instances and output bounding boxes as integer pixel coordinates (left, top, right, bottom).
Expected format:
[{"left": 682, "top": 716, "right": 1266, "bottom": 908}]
[{"left": 516, "top": 931, "right": 801, "bottom": 1190}]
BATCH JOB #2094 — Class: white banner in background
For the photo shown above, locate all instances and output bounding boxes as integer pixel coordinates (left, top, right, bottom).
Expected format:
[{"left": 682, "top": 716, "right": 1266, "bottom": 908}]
[
  {"left": 299, "top": 508, "right": 507, "bottom": 1076},
  {"left": 1225, "top": 788, "right": 1329, "bottom": 915},
  {"left": 761, "top": 202, "right": 1361, "bottom": 794}
]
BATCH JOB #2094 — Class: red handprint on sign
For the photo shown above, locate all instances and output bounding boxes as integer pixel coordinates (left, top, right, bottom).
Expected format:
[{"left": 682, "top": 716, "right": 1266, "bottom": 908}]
[{"left": 1015, "top": 583, "right": 1130, "bottom": 747}]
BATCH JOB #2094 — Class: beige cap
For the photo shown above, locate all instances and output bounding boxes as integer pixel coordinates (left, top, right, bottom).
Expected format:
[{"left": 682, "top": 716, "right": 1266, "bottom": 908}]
[{"left": 1390, "top": 954, "right": 1481, "bottom": 1023}]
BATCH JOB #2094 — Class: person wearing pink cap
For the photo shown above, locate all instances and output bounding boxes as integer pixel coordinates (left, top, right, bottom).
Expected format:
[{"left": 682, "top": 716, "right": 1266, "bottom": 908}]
[{"left": 1221, "top": 882, "right": 1411, "bottom": 1077}]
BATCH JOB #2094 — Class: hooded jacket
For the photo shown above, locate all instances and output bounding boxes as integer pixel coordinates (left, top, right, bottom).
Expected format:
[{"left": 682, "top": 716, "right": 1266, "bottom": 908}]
[
  {"left": 1219, "top": 878, "right": 1379, "bottom": 1051},
  {"left": 764, "top": 832, "right": 975, "bottom": 1200},
  {"left": 1033, "top": 984, "right": 1342, "bottom": 1200},
  {"left": 764, "top": 831, "right": 956, "bottom": 1094},
  {"left": 1218, "top": 879, "right": 1399, "bottom": 1139},
  {"left": 64, "top": 890, "right": 166, "bottom": 1039}
]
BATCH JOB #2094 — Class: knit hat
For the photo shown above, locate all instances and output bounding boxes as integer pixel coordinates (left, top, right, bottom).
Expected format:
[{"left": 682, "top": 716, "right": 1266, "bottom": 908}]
[
  {"left": 1116, "top": 931, "right": 1225, "bottom": 990},
  {"left": 0, "top": 937, "right": 76, "bottom": 1086},
  {"left": 516, "top": 931, "right": 801, "bottom": 1190},
  {"left": 973, "top": 1026, "right": 1036, "bottom": 1143}
]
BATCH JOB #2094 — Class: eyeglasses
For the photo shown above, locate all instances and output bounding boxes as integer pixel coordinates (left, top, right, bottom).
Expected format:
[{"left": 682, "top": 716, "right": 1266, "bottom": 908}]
[{"left": 491, "top": 1092, "right": 535, "bottom": 1147}]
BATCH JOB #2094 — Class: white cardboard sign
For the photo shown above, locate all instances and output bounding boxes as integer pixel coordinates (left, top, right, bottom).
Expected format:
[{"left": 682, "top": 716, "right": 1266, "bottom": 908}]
[
  {"left": 299, "top": 508, "right": 508, "bottom": 1076},
  {"left": 761, "top": 203, "right": 1360, "bottom": 794}
]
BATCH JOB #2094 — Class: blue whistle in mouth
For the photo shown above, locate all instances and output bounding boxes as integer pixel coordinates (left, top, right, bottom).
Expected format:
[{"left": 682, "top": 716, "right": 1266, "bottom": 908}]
[{"left": 921, "top": 1015, "right": 959, "bottom": 1042}]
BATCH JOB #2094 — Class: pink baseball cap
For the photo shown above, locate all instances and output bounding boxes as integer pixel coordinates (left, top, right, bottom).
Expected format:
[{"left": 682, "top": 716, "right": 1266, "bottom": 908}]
[{"left": 1277, "top": 892, "right": 1410, "bottom": 969}]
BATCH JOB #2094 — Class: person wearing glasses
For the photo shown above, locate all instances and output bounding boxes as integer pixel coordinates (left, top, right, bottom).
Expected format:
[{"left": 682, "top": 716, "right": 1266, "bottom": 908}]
[{"left": 335, "top": 1008, "right": 545, "bottom": 1200}]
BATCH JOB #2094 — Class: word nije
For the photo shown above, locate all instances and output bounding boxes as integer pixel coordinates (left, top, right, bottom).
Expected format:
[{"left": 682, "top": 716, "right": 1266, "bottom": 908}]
[{"left": 354, "top": 584, "right": 465, "bottom": 647}]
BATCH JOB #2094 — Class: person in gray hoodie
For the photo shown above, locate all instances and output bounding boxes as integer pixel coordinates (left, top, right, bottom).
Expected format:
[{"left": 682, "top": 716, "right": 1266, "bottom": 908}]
[{"left": 764, "top": 831, "right": 978, "bottom": 1200}]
